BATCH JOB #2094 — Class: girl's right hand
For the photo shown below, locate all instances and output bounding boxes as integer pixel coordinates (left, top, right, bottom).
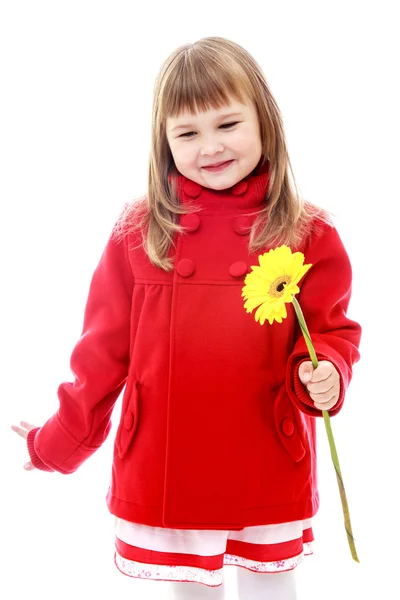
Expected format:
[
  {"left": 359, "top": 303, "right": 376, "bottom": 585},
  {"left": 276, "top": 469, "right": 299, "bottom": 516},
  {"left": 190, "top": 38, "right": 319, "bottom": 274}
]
[{"left": 11, "top": 420, "right": 38, "bottom": 471}]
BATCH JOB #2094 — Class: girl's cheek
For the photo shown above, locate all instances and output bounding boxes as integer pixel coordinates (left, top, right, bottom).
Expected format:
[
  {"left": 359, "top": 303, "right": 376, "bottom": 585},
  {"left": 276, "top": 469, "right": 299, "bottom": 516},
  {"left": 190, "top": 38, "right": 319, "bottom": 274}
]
[{"left": 232, "top": 133, "right": 248, "bottom": 149}]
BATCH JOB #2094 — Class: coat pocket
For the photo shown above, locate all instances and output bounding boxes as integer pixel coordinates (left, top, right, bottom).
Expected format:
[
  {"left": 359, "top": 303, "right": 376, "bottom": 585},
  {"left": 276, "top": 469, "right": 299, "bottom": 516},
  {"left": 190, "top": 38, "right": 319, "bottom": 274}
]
[
  {"left": 273, "top": 385, "right": 306, "bottom": 463},
  {"left": 116, "top": 379, "right": 140, "bottom": 459}
]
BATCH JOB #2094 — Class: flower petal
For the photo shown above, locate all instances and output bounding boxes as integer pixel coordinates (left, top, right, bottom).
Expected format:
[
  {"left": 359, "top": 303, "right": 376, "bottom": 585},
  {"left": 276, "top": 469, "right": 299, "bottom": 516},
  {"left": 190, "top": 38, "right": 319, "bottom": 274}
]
[{"left": 242, "top": 245, "right": 312, "bottom": 325}]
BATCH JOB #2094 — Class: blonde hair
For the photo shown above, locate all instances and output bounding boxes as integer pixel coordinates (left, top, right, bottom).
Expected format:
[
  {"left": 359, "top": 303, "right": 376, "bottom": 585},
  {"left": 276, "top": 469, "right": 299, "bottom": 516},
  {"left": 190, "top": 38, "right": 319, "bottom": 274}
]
[{"left": 114, "top": 36, "right": 330, "bottom": 270}]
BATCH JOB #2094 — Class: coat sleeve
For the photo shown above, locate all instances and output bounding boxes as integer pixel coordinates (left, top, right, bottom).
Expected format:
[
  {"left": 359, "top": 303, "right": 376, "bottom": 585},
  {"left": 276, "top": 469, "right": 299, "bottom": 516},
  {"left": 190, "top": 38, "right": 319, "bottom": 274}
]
[
  {"left": 27, "top": 227, "right": 134, "bottom": 473},
  {"left": 285, "top": 220, "right": 361, "bottom": 417}
]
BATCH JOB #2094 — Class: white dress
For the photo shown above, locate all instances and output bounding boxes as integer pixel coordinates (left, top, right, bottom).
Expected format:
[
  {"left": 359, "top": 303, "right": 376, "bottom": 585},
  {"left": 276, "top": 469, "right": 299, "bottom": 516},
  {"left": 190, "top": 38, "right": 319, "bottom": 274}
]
[{"left": 113, "top": 517, "right": 313, "bottom": 587}]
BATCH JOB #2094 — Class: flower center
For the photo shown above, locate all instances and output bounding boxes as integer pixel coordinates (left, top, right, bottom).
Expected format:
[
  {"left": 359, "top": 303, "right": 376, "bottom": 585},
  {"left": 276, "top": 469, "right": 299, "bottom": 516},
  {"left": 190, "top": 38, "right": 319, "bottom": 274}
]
[{"left": 270, "top": 275, "right": 291, "bottom": 297}]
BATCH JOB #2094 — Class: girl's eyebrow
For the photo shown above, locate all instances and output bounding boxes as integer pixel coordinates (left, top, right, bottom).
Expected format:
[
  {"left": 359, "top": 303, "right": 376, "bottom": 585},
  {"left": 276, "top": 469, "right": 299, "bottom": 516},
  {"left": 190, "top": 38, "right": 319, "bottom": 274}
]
[{"left": 170, "top": 112, "right": 244, "bottom": 132}]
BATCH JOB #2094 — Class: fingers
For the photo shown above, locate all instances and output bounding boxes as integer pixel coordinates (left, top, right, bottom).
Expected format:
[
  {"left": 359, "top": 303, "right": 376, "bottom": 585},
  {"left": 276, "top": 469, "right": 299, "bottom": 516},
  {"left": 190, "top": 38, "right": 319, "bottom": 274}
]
[
  {"left": 299, "top": 360, "right": 333, "bottom": 384},
  {"left": 310, "top": 386, "right": 339, "bottom": 410},
  {"left": 11, "top": 421, "right": 38, "bottom": 471},
  {"left": 308, "top": 361, "right": 333, "bottom": 383},
  {"left": 11, "top": 424, "right": 29, "bottom": 440},
  {"left": 307, "top": 385, "right": 338, "bottom": 410},
  {"left": 306, "top": 380, "right": 335, "bottom": 396},
  {"left": 20, "top": 421, "right": 37, "bottom": 431},
  {"left": 23, "top": 462, "right": 35, "bottom": 471},
  {"left": 298, "top": 360, "right": 340, "bottom": 411},
  {"left": 313, "top": 395, "right": 338, "bottom": 411},
  {"left": 298, "top": 361, "right": 313, "bottom": 384},
  {"left": 11, "top": 421, "right": 37, "bottom": 440}
]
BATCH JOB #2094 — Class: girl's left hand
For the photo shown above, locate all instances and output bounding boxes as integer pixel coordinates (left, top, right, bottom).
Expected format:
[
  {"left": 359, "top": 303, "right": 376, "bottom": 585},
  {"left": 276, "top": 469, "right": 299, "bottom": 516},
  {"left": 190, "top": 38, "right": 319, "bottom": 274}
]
[
  {"left": 298, "top": 360, "right": 340, "bottom": 411},
  {"left": 11, "top": 420, "right": 38, "bottom": 471}
]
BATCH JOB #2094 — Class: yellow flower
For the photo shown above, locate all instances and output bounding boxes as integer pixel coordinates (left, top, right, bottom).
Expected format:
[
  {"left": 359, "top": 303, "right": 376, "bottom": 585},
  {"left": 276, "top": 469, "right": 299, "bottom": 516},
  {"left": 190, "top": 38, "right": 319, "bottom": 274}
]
[
  {"left": 242, "top": 245, "right": 312, "bottom": 325},
  {"left": 241, "top": 243, "right": 359, "bottom": 562}
]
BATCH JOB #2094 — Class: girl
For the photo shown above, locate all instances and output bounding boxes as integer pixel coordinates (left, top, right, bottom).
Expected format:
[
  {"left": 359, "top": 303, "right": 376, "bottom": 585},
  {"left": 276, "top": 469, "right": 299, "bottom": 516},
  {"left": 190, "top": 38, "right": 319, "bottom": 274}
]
[{"left": 12, "top": 37, "right": 361, "bottom": 599}]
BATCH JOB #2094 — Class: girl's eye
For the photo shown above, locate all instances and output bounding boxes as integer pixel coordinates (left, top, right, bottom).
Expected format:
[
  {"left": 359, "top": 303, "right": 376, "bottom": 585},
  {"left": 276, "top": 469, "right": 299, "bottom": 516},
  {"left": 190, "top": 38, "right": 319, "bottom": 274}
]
[
  {"left": 179, "top": 122, "right": 239, "bottom": 138},
  {"left": 220, "top": 121, "right": 239, "bottom": 129}
]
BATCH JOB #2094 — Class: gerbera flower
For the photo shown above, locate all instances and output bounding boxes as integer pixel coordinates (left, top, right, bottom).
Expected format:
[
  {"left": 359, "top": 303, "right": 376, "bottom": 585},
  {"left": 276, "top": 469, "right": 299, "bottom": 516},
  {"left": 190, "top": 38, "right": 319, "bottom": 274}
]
[
  {"left": 242, "top": 245, "right": 312, "bottom": 325},
  {"left": 241, "top": 244, "right": 359, "bottom": 562}
]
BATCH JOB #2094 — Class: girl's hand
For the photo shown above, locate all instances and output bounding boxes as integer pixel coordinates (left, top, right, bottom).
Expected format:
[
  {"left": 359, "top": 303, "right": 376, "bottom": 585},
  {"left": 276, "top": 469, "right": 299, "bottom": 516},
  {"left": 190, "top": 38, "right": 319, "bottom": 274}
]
[
  {"left": 298, "top": 360, "right": 340, "bottom": 411},
  {"left": 11, "top": 421, "right": 38, "bottom": 471}
]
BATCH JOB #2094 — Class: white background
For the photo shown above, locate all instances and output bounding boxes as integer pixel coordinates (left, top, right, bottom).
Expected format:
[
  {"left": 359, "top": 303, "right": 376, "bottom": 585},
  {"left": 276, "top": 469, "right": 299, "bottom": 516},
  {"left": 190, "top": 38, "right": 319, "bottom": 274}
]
[{"left": 1, "top": 1, "right": 399, "bottom": 598}]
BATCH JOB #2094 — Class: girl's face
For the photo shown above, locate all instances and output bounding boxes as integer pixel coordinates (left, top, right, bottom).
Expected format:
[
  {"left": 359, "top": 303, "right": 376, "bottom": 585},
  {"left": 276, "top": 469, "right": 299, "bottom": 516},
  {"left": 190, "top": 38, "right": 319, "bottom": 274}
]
[{"left": 166, "top": 96, "right": 262, "bottom": 190}]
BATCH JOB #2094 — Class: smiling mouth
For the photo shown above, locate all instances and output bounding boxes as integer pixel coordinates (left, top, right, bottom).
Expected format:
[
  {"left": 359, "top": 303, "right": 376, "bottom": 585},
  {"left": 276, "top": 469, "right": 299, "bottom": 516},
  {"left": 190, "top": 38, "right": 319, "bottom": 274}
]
[{"left": 202, "top": 160, "right": 234, "bottom": 172}]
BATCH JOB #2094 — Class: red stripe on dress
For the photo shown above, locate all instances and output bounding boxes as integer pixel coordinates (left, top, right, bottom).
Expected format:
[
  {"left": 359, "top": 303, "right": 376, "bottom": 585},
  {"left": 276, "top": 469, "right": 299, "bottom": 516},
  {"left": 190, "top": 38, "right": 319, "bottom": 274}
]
[
  {"left": 226, "top": 537, "right": 304, "bottom": 562},
  {"left": 115, "top": 537, "right": 224, "bottom": 570},
  {"left": 302, "top": 527, "right": 314, "bottom": 543}
]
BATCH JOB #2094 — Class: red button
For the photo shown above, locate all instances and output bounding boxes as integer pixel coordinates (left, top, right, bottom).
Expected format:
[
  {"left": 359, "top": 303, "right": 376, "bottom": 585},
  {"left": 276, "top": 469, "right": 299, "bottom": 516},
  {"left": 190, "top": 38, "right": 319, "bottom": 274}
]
[
  {"left": 229, "top": 261, "right": 248, "bottom": 277},
  {"left": 181, "top": 213, "right": 200, "bottom": 232},
  {"left": 124, "top": 411, "right": 134, "bottom": 431},
  {"left": 232, "top": 181, "right": 249, "bottom": 195},
  {"left": 176, "top": 258, "right": 195, "bottom": 277},
  {"left": 183, "top": 180, "right": 202, "bottom": 198},
  {"left": 281, "top": 418, "right": 295, "bottom": 437},
  {"left": 233, "top": 216, "right": 251, "bottom": 235}
]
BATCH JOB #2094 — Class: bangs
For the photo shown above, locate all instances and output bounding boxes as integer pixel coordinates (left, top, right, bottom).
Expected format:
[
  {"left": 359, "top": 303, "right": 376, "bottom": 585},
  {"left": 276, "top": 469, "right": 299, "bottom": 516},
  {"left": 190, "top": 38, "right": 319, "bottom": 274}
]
[{"left": 161, "top": 51, "right": 253, "bottom": 118}]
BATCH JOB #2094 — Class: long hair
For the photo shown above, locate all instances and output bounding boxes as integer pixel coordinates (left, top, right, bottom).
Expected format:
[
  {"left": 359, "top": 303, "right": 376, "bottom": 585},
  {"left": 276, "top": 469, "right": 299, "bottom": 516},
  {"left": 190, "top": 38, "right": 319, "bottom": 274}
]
[{"left": 114, "top": 36, "right": 330, "bottom": 270}]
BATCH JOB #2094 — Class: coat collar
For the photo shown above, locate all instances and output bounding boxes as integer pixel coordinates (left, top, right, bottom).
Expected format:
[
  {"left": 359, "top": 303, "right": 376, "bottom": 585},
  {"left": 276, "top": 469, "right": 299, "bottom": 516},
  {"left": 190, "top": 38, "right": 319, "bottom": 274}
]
[{"left": 170, "top": 160, "right": 270, "bottom": 213}]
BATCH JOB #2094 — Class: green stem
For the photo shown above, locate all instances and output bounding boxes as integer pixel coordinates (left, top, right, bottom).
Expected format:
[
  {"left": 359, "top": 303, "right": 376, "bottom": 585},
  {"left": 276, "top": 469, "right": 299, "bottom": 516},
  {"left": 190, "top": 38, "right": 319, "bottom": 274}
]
[
  {"left": 292, "top": 296, "right": 318, "bottom": 369},
  {"left": 292, "top": 295, "right": 359, "bottom": 563}
]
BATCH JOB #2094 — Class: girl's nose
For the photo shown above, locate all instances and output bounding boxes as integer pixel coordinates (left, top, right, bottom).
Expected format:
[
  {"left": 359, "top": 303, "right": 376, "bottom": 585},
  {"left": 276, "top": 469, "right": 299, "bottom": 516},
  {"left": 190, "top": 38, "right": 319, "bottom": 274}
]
[{"left": 200, "top": 140, "right": 224, "bottom": 156}]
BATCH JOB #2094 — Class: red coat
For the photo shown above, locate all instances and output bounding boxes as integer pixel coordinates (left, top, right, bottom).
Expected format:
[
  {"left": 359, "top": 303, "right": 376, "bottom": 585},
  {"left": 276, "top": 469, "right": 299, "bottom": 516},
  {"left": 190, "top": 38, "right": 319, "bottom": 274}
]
[{"left": 27, "top": 167, "right": 361, "bottom": 530}]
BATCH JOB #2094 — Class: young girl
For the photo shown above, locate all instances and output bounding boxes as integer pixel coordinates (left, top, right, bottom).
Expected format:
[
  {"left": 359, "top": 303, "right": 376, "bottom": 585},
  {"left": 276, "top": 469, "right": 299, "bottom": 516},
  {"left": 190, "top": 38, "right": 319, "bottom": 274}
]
[{"left": 12, "top": 37, "right": 361, "bottom": 599}]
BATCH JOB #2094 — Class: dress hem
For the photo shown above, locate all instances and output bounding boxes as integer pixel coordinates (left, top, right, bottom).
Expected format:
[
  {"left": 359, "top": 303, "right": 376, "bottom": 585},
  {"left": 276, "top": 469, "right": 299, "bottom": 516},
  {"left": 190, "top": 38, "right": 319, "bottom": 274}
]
[{"left": 114, "top": 542, "right": 313, "bottom": 587}]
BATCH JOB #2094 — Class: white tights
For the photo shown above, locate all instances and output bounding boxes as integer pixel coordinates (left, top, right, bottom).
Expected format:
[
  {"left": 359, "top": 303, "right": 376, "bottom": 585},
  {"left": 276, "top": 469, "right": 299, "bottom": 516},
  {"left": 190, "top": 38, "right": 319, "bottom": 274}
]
[{"left": 168, "top": 568, "right": 297, "bottom": 600}]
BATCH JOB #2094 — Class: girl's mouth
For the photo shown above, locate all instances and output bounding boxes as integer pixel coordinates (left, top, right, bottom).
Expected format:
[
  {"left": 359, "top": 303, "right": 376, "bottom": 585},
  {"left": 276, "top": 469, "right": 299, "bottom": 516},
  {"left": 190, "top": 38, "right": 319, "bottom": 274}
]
[{"left": 202, "top": 160, "right": 234, "bottom": 172}]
